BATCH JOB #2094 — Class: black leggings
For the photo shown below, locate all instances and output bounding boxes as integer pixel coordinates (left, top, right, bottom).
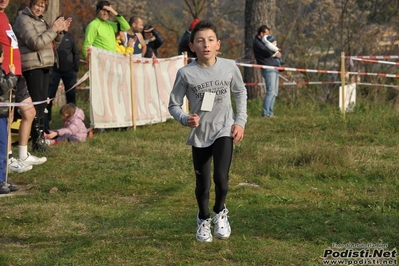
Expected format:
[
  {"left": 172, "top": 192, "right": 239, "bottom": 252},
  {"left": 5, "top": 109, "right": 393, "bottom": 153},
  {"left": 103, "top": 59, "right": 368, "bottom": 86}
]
[
  {"left": 192, "top": 137, "right": 233, "bottom": 220},
  {"left": 23, "top": 68, "right": 50, "bottom": 119}
]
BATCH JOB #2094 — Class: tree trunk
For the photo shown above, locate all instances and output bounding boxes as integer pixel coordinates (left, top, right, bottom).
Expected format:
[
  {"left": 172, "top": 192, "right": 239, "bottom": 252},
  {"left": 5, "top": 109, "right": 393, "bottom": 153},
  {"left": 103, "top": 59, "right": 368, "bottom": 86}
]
[
  {"left": 244, "top": 0, "right": 276, "bottom": 99},
  {"left": 43, "top": 0, "right": 59, "bottom": 25}
]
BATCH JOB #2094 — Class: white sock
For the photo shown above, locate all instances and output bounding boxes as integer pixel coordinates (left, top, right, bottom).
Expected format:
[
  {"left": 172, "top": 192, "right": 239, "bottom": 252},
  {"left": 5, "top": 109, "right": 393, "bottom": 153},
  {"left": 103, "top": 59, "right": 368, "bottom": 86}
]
[{"left": 18, "top": 145, "right": 28, "bottom": 160}]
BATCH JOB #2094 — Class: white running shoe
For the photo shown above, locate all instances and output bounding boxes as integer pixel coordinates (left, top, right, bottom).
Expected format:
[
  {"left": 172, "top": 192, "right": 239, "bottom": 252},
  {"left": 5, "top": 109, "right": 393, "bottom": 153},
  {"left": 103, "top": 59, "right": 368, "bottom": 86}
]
[
  {"left": 21, "top": 152, "right": 47, "bottom": 166},
  {"left": 8, "top": 157, "right": 33, "bottom": 173},
  {"left": 213, "top": 207, "right": 231, "bottom": 239},
  {"left": 196, "top": 213, "right": 213, "bottom": 242}
]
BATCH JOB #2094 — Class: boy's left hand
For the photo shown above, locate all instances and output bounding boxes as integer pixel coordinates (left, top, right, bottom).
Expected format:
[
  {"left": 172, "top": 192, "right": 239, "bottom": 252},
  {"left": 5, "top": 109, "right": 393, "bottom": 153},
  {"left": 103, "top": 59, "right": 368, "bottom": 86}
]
[{"left": 231, "top": 124, "right": 244, "bottom": 143}]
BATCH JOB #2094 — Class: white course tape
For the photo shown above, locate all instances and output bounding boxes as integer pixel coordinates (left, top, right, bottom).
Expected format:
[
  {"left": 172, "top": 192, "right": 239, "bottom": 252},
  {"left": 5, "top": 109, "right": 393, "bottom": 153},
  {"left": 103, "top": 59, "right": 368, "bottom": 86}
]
[{"left": 0, "top": 71, "right": 89, "bottom": 107}]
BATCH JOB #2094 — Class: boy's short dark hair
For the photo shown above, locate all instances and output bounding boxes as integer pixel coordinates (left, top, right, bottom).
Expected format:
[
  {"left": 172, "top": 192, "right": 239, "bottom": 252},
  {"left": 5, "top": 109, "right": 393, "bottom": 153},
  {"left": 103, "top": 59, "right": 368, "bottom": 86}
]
[
  {"left": 0, "top": 44, "right": 3, "bottom": 56},
  {"left": 190, "top": 20, "right": 218, "bottom": 44}
]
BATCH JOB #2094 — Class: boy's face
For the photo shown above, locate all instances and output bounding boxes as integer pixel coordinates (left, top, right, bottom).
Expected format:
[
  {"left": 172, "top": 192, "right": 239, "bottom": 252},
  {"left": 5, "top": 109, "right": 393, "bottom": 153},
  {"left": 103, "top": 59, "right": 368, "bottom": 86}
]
[
  {"left": 0, "top": 52, "right": 3, "bottom": 63},
  {"left": 189, "top": 29, "right": 220, "bottom": 61}
]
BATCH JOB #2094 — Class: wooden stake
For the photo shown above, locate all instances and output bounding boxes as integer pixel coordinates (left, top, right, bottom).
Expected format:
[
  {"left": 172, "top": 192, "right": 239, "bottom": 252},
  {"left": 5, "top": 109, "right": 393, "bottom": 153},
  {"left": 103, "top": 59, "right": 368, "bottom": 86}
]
[
  {"left": 130, "top": 55, "right": 137, "bottom": 130},
  {"left": 341, "top": 51, "right": 346, "bottom": 119}
]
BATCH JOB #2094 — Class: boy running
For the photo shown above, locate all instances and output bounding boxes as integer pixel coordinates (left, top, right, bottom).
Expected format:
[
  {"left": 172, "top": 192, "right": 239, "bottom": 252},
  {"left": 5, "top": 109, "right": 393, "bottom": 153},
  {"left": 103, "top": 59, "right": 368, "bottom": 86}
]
[{"left": 168, "top": 20, "right": 247, "bottom": 242}]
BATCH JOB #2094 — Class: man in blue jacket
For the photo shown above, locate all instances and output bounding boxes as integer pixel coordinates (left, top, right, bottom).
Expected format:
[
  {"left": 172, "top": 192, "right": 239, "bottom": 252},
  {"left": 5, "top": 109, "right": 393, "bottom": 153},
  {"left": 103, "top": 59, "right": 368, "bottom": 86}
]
[{"left": 253, "top": 25, "right": 281, "bottom": 118}]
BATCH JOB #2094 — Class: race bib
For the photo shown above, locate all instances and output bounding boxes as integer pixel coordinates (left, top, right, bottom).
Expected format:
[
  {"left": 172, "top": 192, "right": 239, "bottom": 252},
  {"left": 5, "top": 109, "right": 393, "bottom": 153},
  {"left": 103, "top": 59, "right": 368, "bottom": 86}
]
[
  {"left": 201, "top": 92, "right": 215, "bottom": 112},
  {"left": 6, "top": 29, "right": 18, "bottom": 48}
]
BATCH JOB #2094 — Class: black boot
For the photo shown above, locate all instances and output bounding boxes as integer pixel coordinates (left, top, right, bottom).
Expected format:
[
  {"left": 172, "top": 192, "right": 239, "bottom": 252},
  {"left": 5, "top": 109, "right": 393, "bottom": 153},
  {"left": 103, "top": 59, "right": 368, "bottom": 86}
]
[
  {"left": 30, "top": 117, "right": 39, "bottom": 148},
  {"left": 31, "top": 117, "right": 46, "bottom": 152}
]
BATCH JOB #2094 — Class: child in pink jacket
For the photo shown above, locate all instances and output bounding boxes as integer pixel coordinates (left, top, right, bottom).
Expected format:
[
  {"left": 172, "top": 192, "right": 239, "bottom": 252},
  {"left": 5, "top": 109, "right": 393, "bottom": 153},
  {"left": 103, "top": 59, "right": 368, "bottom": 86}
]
[{"left": 45, "top": 103, "right": 87, "bottom": 145}]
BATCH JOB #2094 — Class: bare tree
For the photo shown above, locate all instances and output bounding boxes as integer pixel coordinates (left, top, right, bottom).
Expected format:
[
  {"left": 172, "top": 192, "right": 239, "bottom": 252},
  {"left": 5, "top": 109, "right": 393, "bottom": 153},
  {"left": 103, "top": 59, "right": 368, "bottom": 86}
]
[
  {"left": 183, "top": 0, "right": 215, "bottom": 18},
  {"left": 276, "top": 0, "right": 382, "bottom": 104},
  {"left": 244, "top": 0, "right": 276, "bottom": 99}
]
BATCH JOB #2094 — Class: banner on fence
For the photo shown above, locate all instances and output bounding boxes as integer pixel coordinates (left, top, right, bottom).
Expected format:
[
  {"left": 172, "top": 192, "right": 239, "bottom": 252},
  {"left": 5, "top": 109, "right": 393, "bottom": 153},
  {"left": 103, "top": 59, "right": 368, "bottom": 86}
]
[
  {"left": 89, "top": 47, "right": 185, "bottom": 128},
  {"left": 339, "top": 83, "right": 356, "bottom": 112}
]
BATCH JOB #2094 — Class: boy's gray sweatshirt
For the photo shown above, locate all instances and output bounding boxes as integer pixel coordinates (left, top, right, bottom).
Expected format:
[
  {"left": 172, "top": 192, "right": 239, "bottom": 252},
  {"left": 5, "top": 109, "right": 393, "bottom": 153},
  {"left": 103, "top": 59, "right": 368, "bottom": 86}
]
[{"left": 168, "top": 57, "right": 247, "bottom": 148}]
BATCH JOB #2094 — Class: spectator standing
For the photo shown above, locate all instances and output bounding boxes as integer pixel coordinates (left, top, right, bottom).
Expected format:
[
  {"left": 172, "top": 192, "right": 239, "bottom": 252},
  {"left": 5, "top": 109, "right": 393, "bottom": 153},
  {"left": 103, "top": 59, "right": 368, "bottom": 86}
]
[
  {"left": 0, "top": 44, "right": 20, "bottom": 194},
  {"left": 14, "top": 0, "right": 70, "bottom": 151},
  {"left": 253, "top": 25, "right": 281, "bottom": 118},
  {"left": 82, "top": 1, "right": 129, "bottom": 58},
  {"left": 46, "top": 17, "right": 80, "bottom": 130},
  {"left": 126, "top": 16, "right": 146, "bottom": 58},
  {"left": 142, "top": 24, "right": 164, "bottom": 58},
  {"left": 115, "top": 23, "right": 133, "bottom": 55},
  {"left": 168, "top": 20, "right": 247, "bottom": 242},
  {"left": 262, "top": 35, "right": 281, "bottom": 67},
  {"left": 83, "top": 1, "right": 129, "bottom": 132},
  {"left": 177, "top": 19, "right": 199, "bottom": 59},
  {"left": 0, "top": 0, "right": 46, "bottom": 170},
  {"left": 13, "top": 4, "right": 27, "bottom": 24}
]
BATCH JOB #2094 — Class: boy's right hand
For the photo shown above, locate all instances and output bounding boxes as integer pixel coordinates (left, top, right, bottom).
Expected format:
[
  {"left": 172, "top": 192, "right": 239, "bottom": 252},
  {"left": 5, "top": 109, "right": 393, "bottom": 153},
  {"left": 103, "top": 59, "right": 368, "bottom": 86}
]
[
  {"left": 188, "top": 113, "right": 200, "bottom": 128},
  {"left": 9, "top": 64, "right": 15, "bottom": 74}
]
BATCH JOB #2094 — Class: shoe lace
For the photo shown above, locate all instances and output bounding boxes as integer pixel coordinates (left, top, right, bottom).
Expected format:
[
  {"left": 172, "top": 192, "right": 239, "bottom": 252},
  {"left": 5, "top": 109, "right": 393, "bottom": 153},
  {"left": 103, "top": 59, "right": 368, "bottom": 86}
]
[
  {"left": 9, "top": 158, "right": 24, "bottom": 168},
  {"left": 26, "top": 153, "right": 38, "bottom": 161},
  {"left": 197, "top": 218, "right": 212, "bottom": 235},
  {"left": 213, "top": 209, "right": 229, "bottom": 227}
]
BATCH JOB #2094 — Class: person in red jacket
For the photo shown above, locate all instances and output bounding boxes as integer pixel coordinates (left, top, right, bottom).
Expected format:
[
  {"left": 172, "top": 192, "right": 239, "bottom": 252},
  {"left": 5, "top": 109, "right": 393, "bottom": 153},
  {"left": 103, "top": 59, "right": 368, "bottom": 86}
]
[{"left": 0, "top": 0, "right": 47, "bottom": 173}]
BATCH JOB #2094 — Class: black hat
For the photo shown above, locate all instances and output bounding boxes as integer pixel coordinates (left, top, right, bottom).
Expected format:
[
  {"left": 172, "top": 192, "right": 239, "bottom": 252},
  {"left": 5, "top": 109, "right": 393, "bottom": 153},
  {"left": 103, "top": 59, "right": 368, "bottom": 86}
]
[{"left": 96, "top": 1, "right": 110, "bottom": 14}]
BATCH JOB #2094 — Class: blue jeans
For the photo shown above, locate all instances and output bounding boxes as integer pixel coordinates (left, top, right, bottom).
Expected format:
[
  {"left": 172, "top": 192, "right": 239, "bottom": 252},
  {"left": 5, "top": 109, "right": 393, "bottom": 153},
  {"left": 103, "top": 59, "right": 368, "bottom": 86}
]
[
  {"left": 261, "top": 68, "right": 279, "bottom": 117},
  {"left": 0, "top": 118, "right": 7, "bottom": 183}
]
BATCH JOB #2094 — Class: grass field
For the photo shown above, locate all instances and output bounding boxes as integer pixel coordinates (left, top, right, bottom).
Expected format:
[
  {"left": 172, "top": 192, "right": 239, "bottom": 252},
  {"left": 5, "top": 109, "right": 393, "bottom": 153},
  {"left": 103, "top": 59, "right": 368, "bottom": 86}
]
[{"left": 0, "top": 96, "right": 398, "bottom": 265}]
